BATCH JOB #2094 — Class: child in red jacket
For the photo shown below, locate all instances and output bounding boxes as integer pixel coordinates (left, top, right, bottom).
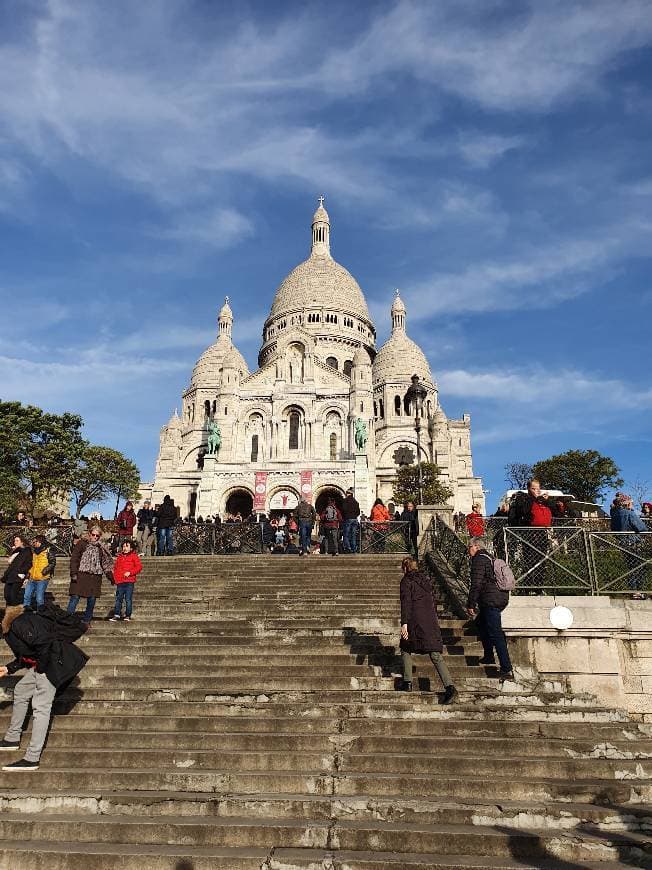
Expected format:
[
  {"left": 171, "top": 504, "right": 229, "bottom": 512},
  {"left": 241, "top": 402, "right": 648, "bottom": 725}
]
[{"left": 110, "top": 540, "right": 143, "bottom": 622}]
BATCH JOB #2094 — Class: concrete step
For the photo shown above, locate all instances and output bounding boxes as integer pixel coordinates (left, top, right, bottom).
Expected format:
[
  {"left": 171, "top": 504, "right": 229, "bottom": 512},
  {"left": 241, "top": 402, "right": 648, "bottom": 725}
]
[
  {"left": 0, "top": 813, "right": 648, "bottom": 863},
  {"left": 29, "top": 729, "right": 652, "bottom": 759},
  {"left": 0, "top": 841, "right": 635, "bottom": 870}
]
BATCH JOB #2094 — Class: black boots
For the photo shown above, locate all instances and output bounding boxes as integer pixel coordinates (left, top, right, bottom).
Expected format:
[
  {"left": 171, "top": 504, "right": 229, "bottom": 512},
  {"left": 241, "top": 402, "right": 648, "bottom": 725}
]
[{"left": 441, "top": 685, "right": 458, "bottom": 705}]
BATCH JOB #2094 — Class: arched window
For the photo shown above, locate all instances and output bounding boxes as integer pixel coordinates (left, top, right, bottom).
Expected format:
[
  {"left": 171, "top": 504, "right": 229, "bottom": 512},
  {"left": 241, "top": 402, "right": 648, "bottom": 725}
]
[
  {"left": 204, "top": 400, "right": 211, "bottom": 418},
  {"left": 343, "top": 360, "right": 353, "bottom": 377},
  {"left": 427, "top": 400, "right": 432, "bottom": 417},
  {"left": 379, "top": 399, "right": 384, "bottom": 419},
  {"left": 373, "top": 401, "right": 378, "bottom": 419},
  {"left": 329, "top": 432, "right": 337, "bottom": 460},
  {"left": 251, "top": 434, "right": 259, "bottom": 462},
  {"left": 404, "top": 395, "right": 411, "bottom": 415},
  {"left": 289, "top": 412, "right": 300, "bottom": 450},
  {"left": 326, "top": 356, "right": 338, "bottom": 370},
  {"left": 394, "top": 395, "right": 401, "bottom": 416}
]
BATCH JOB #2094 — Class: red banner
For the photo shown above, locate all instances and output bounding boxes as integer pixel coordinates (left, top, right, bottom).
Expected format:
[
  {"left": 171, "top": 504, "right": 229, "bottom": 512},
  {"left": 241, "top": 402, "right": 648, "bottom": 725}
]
[
  {"left": 253, "top": 471, "right": 268, "bottom": 511},
  {"left": 300, "top": 470, "right": 313, "bottom": 501}
]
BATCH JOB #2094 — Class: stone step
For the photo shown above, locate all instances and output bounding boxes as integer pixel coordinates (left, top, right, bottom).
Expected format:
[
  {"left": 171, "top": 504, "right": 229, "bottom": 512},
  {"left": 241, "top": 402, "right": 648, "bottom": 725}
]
[
  {"left": 0, "top": 841, "right": 633, "bottom": 870},
  {"left": 8, "top": 747, "right": 648, "bottom": 781},
  {"left": 0, "top": 813, "right": 648, "bottom": 863},
  {"left": 78, "top": 663, "right": 492, "bottom": 678},
  {"left": 2, "top": 712, "right": 641, "bottom": 740},
  {"left": 27, "top": 728, "right": 652, "bottom": 759},
  {"left": 29, "top": 696, "right": 628, "bottom": 722},
  {"left": 2, "top": 790, "right": 648, "bottom": 834},
  {"left": 0, "top": 769, "right": 648, "bottom": 805}
]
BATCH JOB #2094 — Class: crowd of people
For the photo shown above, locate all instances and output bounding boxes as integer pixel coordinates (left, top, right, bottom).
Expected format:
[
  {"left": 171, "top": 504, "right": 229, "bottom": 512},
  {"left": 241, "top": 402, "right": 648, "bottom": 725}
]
[{"left": 2, "top": 478, "right": 650, "bottom": 774}]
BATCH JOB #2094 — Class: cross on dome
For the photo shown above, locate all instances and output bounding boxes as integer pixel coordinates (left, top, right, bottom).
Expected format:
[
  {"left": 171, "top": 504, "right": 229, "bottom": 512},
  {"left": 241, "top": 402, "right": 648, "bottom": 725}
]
[{"left": 318, "top": 195, "right": 324, "bottom": 207}]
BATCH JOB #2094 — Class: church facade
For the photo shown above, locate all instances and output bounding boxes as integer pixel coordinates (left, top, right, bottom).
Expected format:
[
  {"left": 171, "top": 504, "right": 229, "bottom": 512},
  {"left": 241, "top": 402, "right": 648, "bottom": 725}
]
[{"left": 142, "top": 200, "right": 484, "bottom": 518}]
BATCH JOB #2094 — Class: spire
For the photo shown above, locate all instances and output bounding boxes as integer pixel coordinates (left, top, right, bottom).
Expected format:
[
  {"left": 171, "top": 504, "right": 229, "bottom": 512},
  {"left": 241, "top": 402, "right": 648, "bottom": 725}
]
[
  {"left": 311, "top": 195, "right": 330, "bottom": 256},
  {"left": 391, "top": 289, "right": 406, "bottom": 332},
  {"left": 218, "top": 296, "right": 233, "bottom": 340}
]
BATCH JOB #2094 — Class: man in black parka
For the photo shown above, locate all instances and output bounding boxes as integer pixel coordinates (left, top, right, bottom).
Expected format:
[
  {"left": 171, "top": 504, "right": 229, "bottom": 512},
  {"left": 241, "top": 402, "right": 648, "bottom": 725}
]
[{"left": 0, "top": 605, "right": 88, "bottom": 771}]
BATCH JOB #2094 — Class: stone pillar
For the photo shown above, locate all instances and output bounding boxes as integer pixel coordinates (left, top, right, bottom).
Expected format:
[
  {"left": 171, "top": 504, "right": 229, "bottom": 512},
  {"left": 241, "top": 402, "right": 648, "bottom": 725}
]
[
  {"left": 354, "top": 452, "right": 373, "bottom": 516},
  {"left": 197, "top": 455, "right": 218, "bottom": 517},
  {"left": 417, "top": 503, "right": 454, "bottom": 545}
]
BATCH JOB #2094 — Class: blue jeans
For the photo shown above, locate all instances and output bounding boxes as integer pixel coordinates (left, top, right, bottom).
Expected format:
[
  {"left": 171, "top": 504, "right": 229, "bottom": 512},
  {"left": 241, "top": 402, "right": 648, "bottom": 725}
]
[
  {"left": 298, "top": 522, "right": 313, "bottom": 554},
  {"left": 476, "top": 605, "right": 512, "bottom": 672},
  {"left": 343, "top": 519, "right": 359, "bottom": 552},
  {"left": 114, "top": 582, "right": 134, "bottom": 618},
  {"left": 23, "top": 580, "right": 48, "bottom": 609},
  {"left": 157, "top": 527, "right": 173, "bottom": 555},
  {"left": 67, "top": 594, "right": 96, "bottom": 623}
]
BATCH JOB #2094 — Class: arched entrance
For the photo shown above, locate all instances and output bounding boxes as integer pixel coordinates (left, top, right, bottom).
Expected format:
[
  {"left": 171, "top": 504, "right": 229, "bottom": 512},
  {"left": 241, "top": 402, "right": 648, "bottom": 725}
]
[
  {"left": 268, "top": 487, "right": 299, "bottom": 521},
  {"left": 225, "top": 488, "right": 253, "bottom": 519},
  {"left": 315, "top": 486, "right": 345, "bottom": 515}
]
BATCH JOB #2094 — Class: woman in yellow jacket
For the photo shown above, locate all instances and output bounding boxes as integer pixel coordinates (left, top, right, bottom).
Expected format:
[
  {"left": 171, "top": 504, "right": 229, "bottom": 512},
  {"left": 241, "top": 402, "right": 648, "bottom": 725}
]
[{"left": 23, "top": 535, "right": 56, "bottom": 610}]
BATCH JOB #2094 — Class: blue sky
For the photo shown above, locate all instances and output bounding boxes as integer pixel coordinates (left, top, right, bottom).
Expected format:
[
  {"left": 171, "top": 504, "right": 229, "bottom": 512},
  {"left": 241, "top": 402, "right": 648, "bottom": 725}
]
[{"left": 1, "top": 0, "right": 651, "bottom": 511}]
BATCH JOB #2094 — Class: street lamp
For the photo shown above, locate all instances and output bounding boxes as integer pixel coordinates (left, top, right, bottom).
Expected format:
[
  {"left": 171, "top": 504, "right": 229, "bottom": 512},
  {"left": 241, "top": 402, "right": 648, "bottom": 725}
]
[{"left": 404, "top": 374, "right": 428, "bottom": 505}]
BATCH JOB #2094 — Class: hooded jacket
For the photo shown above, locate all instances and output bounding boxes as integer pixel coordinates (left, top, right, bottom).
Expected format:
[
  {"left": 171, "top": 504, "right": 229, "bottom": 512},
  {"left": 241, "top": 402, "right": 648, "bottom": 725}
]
[
  {"left": 2, "top": 606, "right": 88, "bottom": 689},
  {"left": 114, "top": 551, "right": 143, "bottom": 584},
  {"left": 467, "top": 549, "right": 509, "bottom": 611},
  {"left": 399, "top": 570, "right": 443, "bottom": 654},
  {"left": 1, "top": 546, "right": 32, "bottom": 585},
  {"left": 156, "top": 497, "right": 177, "bottom": 529}
]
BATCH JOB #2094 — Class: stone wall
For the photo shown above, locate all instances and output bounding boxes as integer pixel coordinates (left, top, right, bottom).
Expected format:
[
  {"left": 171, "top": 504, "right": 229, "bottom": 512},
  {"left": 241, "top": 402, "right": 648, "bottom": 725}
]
[{"left": 503, "top": 597, "right": 652, "bottom": 721}]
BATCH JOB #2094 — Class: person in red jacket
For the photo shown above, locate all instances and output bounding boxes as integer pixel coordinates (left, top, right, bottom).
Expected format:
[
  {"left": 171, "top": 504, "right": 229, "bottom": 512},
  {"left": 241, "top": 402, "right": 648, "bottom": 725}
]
[
  {"left": 115, "top": 501, "right": 137, "bottom": 552},
  {"left": 465, "top": 504, "right": 485, "bottom": 538},
  {"left": 110, "top": 540, "right": 143, "bottom": 622}
]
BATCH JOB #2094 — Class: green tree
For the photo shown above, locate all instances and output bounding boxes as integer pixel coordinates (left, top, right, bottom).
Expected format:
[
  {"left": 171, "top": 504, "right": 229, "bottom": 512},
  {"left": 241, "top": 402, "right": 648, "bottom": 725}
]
[
  {"left": 532, "top": 449, "right": 623, "bottom": 503},
  {"left": 393, "top": 462, "right": 453, "bottom": 507},
  {"left": 70, "top": 445, "right": 141, "bottom": 518},
  {"left": 0, "top": 401, "right": 85, "bottom": 516},
  {"left": 504, "top": 462, "right": 534, "bottom": 490}
]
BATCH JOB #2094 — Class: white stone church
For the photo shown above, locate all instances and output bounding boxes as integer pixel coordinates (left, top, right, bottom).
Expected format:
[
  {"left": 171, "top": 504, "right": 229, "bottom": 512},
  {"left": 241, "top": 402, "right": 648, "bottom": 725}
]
[{"left": 141, "top": 200, "right": 484, "bottom": 518}]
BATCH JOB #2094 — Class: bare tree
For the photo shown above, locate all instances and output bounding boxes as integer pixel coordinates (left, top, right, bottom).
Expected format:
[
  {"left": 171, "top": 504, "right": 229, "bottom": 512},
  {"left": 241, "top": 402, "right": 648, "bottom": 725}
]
[{"left": 504, "top": 462, "right": 533, "bottom": 490}]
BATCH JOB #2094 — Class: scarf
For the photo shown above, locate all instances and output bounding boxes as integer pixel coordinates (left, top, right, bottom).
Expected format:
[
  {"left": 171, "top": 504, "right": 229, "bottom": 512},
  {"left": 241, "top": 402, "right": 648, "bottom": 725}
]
[{"left": 79, "top": 541, "right": 113, "bottom": 575}]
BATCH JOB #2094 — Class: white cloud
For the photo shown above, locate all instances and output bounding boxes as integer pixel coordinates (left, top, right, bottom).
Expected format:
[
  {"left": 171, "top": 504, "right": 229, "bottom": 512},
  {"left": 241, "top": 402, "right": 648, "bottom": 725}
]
[
  {"left": 457, "top": 132, "right": 527, "bottom": 168},
  {"left": 321, "top": 0, "right": 652, "bottom": 111},
  {"left": 439, "top": 366, "right": 652, "bottom": 412},
  {"left": 153, "top": 207, "right": 255, "bottom": 250}
]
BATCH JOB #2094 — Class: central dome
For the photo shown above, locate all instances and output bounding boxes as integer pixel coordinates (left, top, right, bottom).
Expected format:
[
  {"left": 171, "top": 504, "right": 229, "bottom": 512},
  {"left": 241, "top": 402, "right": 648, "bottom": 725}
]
[
  {"left": 269, "top": 254, "right": 370, "bottom": 321},
  {"left": 266, "top": 199, "right": 371, "bottom": 323}
]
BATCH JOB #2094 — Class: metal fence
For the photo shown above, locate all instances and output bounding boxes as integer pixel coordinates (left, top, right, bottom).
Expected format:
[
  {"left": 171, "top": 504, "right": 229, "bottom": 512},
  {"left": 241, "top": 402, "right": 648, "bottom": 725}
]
[
  {"left": 428, "top": 515, "right": 652, "bottom": 596},
  {"left": 360, "top": 521, "right": 412, "bottom": 554},
  {"left": 1, "top": 521, "right": 264, "bottom": 556}
]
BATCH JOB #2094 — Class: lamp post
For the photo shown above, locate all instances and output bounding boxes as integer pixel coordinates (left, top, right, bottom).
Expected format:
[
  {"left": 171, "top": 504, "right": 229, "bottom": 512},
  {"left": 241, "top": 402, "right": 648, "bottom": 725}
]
[{"left": 404, "top": 374, "right": 428, "bottom": 505}]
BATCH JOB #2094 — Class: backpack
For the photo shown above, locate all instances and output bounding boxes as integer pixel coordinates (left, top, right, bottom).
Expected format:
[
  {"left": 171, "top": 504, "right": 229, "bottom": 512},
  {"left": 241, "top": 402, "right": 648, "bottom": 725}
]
[
  {"left": 324, "top": 505, "right": 338, "bottom": 522},
  {"left": 489, "top": 556, "right": 516, "bottom": 591}
]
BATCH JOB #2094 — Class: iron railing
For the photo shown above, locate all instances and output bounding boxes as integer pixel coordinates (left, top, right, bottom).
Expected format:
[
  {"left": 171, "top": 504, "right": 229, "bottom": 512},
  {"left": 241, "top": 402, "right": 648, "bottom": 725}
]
[
  {"left": 359, "top": 521, "right": 412, "bottom": 554},
  {"left": 428, "top": 515, "right": 652, "bottom": 596}
]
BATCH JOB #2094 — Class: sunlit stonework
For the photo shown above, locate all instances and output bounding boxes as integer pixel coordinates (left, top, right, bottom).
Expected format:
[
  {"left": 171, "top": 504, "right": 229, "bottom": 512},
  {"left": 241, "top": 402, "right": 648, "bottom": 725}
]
[{"left": 143, "top": 200, "right": 484, "bottom": 517}]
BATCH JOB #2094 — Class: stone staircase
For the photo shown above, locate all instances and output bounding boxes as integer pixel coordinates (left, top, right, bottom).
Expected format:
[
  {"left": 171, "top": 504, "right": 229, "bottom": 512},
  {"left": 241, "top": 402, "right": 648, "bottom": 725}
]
[{"left": 0, "top": 554, "right": 650, "bottom": 869}]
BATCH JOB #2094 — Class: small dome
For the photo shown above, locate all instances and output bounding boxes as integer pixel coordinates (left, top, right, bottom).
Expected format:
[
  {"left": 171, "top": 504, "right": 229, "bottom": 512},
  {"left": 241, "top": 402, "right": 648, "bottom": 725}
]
[
  {"left": 166, "top": 409, "right": 182, "bottom": 429},
  {"left": 312, "top": 204, "right": 330, "bottom": 224},
  {"left": 191, "top": 336, "right": 249, "bottom": 386},
  {"left": 373, "top": 331, "right": 433, "bottom": 385},
  {"left": 391, "top": 289, "right": 406, "bottom": 314},
  {"left": 268, "top": 254, "right": 371, "bottom": 322},
  {"left": 219, "top": 296, "right": 233, "bottom": 319}
]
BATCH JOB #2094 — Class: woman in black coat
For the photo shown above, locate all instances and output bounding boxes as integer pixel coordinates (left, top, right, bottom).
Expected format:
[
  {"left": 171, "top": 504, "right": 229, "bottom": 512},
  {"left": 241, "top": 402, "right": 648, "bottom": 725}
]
[
  {"left": 399, "top": 557, "right": 458, "bottom": 703},
  {"left": 2, "top": 535, "right": 32, "bottom": 606}
]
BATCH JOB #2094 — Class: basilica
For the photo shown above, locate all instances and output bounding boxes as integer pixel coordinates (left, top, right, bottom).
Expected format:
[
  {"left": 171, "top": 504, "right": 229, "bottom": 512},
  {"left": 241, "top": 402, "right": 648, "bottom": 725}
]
[{"left": 142, "top": 200, "right": 484, "bottom": 518}]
